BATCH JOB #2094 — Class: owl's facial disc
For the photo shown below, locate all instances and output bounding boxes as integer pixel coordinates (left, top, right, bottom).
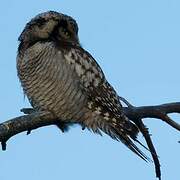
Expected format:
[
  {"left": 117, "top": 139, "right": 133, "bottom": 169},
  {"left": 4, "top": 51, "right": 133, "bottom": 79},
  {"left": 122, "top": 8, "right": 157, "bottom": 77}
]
[{"left": 18, "top": 11, "right": 80, "bottom": 50}]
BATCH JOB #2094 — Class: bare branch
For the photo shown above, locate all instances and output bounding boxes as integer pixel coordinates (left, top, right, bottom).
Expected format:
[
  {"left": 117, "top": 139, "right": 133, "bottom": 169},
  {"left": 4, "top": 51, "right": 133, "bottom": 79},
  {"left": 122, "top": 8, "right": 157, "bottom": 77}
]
[
  {"left": 133, "top": 118, "right": 161, "bottom": 180},
  {"left": 0, "top": 102, "right": 179, "bottom": 179},
  {"left": 0, "top": 111, "right": 55, "bottom": 150},
  {"left": 0, "top": 102, "right": 179, "bottom": 150},
  {"left": 122, "top": 102, "right": 180, "bottom": 180},
  {"left": 123, "top": 102, "right": 180, "bottom": 131}
]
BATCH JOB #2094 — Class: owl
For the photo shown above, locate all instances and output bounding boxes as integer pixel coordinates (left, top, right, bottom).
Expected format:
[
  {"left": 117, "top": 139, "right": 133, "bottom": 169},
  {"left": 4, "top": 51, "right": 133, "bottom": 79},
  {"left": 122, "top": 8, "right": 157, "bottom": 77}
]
[{"left": 17, "top": 11, "right": 147, "bottom": 160}]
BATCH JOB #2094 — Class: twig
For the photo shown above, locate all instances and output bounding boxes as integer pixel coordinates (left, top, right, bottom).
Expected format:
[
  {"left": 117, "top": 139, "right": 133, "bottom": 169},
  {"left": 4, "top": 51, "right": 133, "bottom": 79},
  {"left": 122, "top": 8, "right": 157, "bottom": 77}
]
[
  {"left": 119, "top": 96, "right": 134, "bottom": 108},
  {"left": 132, "top": 118, "right": 161, "bottom": 180}
]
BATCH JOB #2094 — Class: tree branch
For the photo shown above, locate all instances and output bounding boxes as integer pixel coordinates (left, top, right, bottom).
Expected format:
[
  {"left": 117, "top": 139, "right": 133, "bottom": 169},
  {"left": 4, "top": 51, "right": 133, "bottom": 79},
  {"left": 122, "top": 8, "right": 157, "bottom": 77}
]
[
  {"left": 123, "top": 102, "right": 180, "bottom": 131},
  {"left": 0, "top": 102, "right": 179, "bottom": 179},
  {"left": 123, "top": 102, "right": 180, "bottom": 180},
  {"left": 0, "top": 111, "right": 56, "bottom": 150},
  {"left": 0, "top": 102, "right": 179, "bottom": 150}
]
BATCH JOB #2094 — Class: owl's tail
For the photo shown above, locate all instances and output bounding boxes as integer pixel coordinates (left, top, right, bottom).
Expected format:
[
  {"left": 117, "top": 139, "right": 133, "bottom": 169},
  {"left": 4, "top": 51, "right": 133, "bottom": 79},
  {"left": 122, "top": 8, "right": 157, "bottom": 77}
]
[{"left": 93, "top": 115, "right": 149, "bottom": 161}]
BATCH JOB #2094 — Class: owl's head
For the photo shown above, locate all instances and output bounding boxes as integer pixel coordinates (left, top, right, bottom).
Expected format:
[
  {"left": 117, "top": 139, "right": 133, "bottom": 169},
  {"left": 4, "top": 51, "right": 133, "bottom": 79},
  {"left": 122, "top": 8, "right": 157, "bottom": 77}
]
[{"left": 18, "top": 11, "right": 79, "bottom": 49}]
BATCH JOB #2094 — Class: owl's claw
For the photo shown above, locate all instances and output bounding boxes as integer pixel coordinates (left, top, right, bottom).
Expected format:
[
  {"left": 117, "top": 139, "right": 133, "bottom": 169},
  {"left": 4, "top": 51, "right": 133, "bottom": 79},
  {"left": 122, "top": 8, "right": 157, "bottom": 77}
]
[
  {"left": 1, "top": 140, "right": 7, "bottom": 151},
  {"left": 27, "top": 129, "right": 32, "bottom": 135},
  {"left": 82, "top": 126, "right": 86, "bottom": 130},
  {"left": 56, "top": 122, "right": 69, "bottom": 133},
  {"left": 21, "top": 108, "right": 35, "bottom": 114},
  {"left": 21, "top": 109, "right": 34, "bottom": 134}
]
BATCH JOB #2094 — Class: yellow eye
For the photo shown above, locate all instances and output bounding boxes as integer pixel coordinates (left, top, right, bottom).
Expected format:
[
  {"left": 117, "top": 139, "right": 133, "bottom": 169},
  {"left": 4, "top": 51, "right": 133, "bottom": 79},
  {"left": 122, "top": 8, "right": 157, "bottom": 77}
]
[
  {"left": 65, "top": 31, "right": 70, "bottom": 37},
  {"left": 60, "top": 27, "right": 70, "bottom": 38}
]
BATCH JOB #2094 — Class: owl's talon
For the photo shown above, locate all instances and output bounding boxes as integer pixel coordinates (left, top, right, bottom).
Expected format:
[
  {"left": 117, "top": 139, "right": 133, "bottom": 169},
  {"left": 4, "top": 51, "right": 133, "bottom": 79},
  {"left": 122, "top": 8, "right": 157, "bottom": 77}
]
[
  {"left": 56, "top": 122, "right": 69, "bottom": 133},
  {"left": 21, "top": 108, "right": 35, "bottom": 114},
  {"left": 1, "top": 140, "right": 7, "bottom": 151},
  {"left": 27, "top": 129, "right": 32, "bottom": 135},
  {"left": 82, "top": 126, "right": 86, "bottom": 130}
]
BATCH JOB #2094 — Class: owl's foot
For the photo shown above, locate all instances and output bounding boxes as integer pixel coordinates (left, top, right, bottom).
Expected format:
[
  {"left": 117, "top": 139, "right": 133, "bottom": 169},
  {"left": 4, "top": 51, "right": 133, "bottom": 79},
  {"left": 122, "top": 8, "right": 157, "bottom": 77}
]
[
  {"left": 20, "top": 108, "right": 35, "bottom": 114},
  {"left": 1, "top": 141, "right": 7, "bottom": 150},
  {"left": 56, "top": 122, "right": 70, "bottom": 133},
  {"left": 81, "top": 124, "right": 86, "bottom": 130},
  {"left": 26, "top": 129, "right": 32, "bottom": 135},
  {"left": 20, "top": 108, "right": 36, "bottom": 135}
]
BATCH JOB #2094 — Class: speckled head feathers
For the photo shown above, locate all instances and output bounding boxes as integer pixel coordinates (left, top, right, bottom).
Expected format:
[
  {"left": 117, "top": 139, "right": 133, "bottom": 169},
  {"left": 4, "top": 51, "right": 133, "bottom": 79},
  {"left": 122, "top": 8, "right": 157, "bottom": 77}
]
[{"left": 18, "top": 11, "right": 79, "bottom": 43}]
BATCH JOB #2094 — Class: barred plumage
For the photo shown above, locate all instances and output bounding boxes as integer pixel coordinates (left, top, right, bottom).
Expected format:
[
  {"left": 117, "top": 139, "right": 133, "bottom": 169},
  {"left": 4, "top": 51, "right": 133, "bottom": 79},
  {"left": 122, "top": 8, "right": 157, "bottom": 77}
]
[{"left": 17, "top": 11, "right": 147, "bottom": 160}]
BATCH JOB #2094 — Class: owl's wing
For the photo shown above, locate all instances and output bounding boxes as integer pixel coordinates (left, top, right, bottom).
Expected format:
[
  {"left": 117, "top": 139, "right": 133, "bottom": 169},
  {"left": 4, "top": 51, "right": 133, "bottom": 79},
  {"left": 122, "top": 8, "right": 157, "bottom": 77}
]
[
  {"left": 64, "top": 47, "right": 121, "bottom": 114},
  {"left": 64, "top": 47, "right": 148, "bottom": 161}
]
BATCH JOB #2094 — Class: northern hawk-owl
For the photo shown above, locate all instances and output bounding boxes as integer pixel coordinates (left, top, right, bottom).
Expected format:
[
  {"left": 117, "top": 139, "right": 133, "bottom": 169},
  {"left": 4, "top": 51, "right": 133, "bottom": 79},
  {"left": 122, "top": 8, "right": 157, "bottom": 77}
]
[{"left": 17, "top": 11, "right": 147, "bottom": 160}]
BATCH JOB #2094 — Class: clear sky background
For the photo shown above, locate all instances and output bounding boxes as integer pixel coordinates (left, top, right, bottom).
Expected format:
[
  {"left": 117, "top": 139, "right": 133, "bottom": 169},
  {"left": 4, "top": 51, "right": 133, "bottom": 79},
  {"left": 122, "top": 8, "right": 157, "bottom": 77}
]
[{"left": 0, "top": 0, "right": 179, "bottom": 180}]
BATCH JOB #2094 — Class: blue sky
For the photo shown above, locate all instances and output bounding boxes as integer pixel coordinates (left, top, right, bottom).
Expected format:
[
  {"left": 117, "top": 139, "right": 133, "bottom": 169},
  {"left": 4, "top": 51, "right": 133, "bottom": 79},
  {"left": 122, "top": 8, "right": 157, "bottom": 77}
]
[{"left": 0, "top": 0, "right": 179, "bottom": 180}]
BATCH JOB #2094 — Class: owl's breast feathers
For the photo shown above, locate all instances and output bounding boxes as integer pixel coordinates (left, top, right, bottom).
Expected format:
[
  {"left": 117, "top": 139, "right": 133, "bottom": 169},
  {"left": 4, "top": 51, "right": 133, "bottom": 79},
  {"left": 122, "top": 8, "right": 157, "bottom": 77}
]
[
  {"left": 17, "top": 41, "right": 147, "bottom": 160},
  {"left": 17, "top": 42, "right": 88, "bottom": 121}
]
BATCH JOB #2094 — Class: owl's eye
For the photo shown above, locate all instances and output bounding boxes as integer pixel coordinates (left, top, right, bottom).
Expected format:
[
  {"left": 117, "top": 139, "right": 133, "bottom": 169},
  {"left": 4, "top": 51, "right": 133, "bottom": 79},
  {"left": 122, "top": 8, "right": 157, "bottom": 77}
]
[
  {"left": 58, "top": 20, "right": 71, "bottom": 39},
  {"left": 59, "top": 27, "right": 71, "bottom": 38}
]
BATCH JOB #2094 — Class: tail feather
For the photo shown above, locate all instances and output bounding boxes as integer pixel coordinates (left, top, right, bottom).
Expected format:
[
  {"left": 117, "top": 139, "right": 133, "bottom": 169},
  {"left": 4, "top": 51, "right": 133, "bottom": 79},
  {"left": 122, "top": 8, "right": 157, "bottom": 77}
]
[
  {"left": 109, "top": 123, "right": 150, "bottom": 161},
  {"left": 95, "top": 117, "right": 150, "bottom": 161}
]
